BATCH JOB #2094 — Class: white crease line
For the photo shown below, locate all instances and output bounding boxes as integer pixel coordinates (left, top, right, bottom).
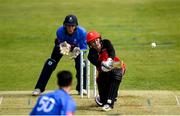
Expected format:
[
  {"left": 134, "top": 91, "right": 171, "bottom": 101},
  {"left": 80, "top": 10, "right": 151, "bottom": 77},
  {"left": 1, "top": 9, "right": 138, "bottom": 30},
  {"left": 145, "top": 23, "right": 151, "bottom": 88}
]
[
  {"left": 173, "top": 93, "right": 180, "bottom": 106},
  {"left": 175, "top": 95, "right": 180, "bottom": 106},
  {"left": 0, "top": 97, "right": 3, "bottom": 105}
]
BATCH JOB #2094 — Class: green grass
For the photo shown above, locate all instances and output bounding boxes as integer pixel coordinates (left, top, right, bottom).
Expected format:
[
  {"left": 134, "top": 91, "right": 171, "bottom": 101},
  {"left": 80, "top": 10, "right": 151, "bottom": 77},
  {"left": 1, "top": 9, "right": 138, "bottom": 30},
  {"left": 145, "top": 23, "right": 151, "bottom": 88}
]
[
  {"left": 0, "top": 90, "right": 180, "bottom": 115},
  {"left": 0, "top": 0, "right": 180, "bottom": 90}
]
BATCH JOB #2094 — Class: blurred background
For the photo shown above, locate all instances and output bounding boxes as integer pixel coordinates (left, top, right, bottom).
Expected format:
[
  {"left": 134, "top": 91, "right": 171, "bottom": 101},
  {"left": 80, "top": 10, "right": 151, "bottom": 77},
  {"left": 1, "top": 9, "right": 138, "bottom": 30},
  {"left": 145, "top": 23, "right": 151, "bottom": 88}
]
[{"left": 0, "top": 0, "right": 180, "bottom": 91}]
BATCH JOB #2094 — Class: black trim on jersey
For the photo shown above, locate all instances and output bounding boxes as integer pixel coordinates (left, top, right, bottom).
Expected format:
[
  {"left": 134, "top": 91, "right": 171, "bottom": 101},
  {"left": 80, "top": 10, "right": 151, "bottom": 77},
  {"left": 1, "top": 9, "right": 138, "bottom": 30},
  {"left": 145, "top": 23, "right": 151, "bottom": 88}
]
[{"left": 102, "top": 39, "right": 115, "bottom": 59}]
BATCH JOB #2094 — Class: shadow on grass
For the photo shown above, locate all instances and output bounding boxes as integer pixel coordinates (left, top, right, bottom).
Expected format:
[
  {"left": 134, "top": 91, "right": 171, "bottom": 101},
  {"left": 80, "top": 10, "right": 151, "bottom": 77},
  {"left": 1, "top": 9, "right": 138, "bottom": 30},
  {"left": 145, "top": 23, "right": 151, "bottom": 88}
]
[{"left": 77, "top": 104, "right": 99, "bottom": 111}]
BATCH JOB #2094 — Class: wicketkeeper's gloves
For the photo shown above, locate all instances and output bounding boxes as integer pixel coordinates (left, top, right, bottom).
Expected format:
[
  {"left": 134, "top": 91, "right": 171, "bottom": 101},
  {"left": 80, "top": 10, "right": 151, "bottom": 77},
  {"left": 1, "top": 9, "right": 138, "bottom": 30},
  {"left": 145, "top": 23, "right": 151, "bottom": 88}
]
[
  {"left": 59, "top": 41, "right": 71, "bottom": 55},
  {"left": 101, "top": 58, "right": 113, "bottom": 72},
  {"left": 70, "top": 47, "right": 81, "bottom": 59}
]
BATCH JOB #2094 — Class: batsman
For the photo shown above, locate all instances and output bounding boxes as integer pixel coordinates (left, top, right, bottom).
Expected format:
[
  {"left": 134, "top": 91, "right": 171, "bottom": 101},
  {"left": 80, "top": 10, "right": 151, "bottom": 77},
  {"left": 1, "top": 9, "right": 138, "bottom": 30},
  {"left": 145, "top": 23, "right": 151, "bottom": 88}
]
[
  {"left": 86, "top": 31, "right": 126, "bottom": 111},
  {"left": 32, "top": 14, "right": 87, "bottom": 96}
]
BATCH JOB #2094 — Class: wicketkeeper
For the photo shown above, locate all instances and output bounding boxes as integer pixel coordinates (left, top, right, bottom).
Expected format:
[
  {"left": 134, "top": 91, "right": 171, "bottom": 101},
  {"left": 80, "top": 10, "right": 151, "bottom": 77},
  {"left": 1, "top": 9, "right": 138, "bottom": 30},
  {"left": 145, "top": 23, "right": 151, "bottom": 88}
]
[
  {"left": 86, "top": 31, "right": 126, "bottom": 111},
  {"left": 32, "top": 14, "right": 88, "bottom": 96}
]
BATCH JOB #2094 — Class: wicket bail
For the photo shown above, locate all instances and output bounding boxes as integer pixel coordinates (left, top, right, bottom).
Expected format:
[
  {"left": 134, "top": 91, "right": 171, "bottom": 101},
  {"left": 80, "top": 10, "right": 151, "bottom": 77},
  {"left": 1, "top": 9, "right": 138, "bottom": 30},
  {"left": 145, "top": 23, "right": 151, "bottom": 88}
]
[{"left": 80, "top": 51, "right": 97, "bottom": 98}]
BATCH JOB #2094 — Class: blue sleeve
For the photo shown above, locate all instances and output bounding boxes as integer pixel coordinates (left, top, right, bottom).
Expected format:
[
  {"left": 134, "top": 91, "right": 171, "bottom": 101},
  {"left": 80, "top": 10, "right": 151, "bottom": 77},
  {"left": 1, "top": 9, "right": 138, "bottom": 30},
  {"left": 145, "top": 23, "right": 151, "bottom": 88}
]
[
  {"left": 65, "top": 99, "right": 76, "bottom": 115},
  {"left": 56, "top": 26, "right": 65, "bottom": 43},
  {"left": 30, "top": 108, "right": 36, "bottom": 115},
  {"left": 79, "top": 28, "right": 87, "bottom": 50}
]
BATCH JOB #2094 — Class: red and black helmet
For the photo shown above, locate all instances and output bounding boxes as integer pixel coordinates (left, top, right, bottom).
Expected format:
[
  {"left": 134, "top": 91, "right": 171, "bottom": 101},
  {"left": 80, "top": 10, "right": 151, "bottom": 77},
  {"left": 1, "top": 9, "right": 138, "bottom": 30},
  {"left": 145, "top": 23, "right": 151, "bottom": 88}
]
[{"left": 86, "top": 31, "right": 101, "bottom": 43}]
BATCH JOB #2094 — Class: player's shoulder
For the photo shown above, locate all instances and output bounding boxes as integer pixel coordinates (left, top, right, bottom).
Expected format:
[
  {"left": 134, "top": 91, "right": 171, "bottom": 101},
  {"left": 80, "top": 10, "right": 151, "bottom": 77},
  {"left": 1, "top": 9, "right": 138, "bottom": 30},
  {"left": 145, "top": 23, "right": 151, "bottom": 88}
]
[
  {"left": 56, "top": 26, "right": 65, "bottom": 33},
  {"left": 102, "top": 39, "right": 111, "bottom": 43},
  {"left": 55, "top": 90, "right": 75, "bottom": 106},
  {"left": 36, "top": 92, "right": 54, "bottom": 103},
  {"left": 66, "top": 94, "right": 76, "bottom": 107},
  {"left": 56, "top": 26, "right": 66, "bottom": 38},
  {"left": 41, "top": 91, "right": 55, "bottom": 98},
  {"left": 102, "top": 39, "right": 113, "bottom": 47},
  {"left": 77, "top": 26, "right": 86, "bottom": 33},
  {"left": 58, "top": 90, "right": 74, "bottom": 102},
  {"left": 69, "top": 97, "right": 76, "bottom": 107},
  {"left": 38, "top": 90, "right": 63, "bottom": 104},
  {"left": 89, "top": 47, "right": 97, "bottom": 52},
  {"left": 53, "top": 89, "right": 70, "bottom": 99},
  {"left": 57, "top": 26, "right": 64, "bottom": 30}
]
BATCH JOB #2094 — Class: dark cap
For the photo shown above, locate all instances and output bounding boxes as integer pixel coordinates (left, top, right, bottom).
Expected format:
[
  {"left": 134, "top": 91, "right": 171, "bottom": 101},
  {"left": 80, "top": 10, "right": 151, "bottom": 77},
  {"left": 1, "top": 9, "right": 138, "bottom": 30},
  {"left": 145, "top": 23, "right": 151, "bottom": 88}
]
[{"left": 63, "top": 14, "right": 78, "bottom": 26}]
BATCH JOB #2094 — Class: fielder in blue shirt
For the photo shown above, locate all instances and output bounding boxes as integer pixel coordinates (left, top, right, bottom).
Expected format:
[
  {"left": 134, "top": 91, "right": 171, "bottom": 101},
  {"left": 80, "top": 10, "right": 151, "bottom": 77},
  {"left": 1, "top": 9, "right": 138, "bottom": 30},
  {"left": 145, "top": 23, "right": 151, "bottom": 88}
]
[
  {"left": 30, "top": 70, "right": 76, "bottom": 115},
  {"left": 32, "top": 14, "right": 88, "bottom": 96}
]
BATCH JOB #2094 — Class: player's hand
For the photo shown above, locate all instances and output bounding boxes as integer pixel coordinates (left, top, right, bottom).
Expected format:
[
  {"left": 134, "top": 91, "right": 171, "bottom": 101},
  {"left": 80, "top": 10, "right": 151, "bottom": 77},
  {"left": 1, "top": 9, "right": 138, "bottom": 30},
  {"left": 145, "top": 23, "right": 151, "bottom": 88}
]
[
  {"left": 101, "top": 58, "right": 113, "bottom": 69},
  {"left": 70, "top": 47, "right": 80, "bottom": 59},
  {"left": 101, "top": 65, "right": 111, "bottom": 72},
  {"left": 59, "top": 41, "right": 71, "bottom": 55},
  {"left": 121, "top": 61, "right": 126, "bottom": 75}
]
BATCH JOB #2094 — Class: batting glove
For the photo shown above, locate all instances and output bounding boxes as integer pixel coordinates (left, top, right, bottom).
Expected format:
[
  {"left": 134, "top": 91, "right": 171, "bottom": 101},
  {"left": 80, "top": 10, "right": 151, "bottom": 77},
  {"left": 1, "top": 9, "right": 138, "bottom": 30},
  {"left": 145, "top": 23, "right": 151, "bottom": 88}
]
[
  {"left": 59, "top": 41, "right": 71, "bottom": 55},
  {"left": 101, "top": 65, "right": 111, "bottom": 72},
  {"left": 101, "top": 58, "right": 113, "bottom": 69}
]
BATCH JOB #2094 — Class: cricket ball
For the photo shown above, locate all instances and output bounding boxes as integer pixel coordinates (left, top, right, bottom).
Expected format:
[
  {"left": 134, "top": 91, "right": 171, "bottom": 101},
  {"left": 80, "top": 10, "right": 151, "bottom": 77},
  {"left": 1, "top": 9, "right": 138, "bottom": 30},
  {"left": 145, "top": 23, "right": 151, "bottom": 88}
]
[{"left": 151, "top": 42, "right": 157, "bottom": 48}]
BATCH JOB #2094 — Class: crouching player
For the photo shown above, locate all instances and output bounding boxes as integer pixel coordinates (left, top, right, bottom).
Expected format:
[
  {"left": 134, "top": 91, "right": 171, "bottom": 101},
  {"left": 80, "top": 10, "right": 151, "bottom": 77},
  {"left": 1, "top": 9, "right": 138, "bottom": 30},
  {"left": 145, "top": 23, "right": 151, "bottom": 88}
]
[
  {"left": 30, "top": 70, "right": 76, "bottom": 115},
  {"left": 86, "top": 31, "right": 126, "bottom": 111}
]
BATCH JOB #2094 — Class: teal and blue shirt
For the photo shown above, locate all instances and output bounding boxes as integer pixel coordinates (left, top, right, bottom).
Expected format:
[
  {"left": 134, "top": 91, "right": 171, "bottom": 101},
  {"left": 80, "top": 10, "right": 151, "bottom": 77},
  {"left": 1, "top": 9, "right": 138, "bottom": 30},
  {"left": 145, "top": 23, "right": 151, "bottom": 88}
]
[
  {"left": 56, "top": 26, "right": 87, "bottom": 50},
  {"left": 30, "top": 89, "right": 76, "bottom": 115}
]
